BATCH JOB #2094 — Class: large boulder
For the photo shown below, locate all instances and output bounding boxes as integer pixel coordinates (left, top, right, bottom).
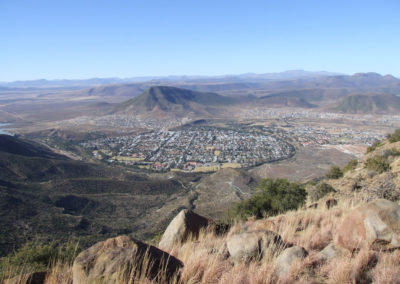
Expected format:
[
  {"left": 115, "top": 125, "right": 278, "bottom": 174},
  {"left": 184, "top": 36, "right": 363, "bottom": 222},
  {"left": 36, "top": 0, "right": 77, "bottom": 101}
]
[
  {"left": 159, "top": 209, "right": 214, "bottom": 250},
  {"left": 72, "top": 236, "right": 183, "bottom": 284},
  {"left": 227, "top": 230, "right": 286, "bottom": 262},
  {"left": 336, "top": 198, "right": 400, "bottom": 251},
  {"left": 275, "top": 246, "right": 308, "bottom": 279}
]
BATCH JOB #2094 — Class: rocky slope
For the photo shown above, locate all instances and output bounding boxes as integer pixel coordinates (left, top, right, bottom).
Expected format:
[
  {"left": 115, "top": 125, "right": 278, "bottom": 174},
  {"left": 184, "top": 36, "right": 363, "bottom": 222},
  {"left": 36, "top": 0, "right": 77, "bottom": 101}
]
[{"left": 4, "top": 132, "right": 400, "bottom": 283}]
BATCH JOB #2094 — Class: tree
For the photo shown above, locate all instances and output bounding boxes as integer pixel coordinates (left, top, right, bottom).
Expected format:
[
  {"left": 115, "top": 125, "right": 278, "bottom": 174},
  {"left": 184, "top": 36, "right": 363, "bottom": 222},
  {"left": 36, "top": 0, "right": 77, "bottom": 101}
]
[
  {"left": 365, "top": 155, "right": 390, "bottom": 174},
  {"left": 228, "top": 178, "right": 307, "bottom": 220},
  {"left": 388, "top": 128, "right": 400, "bottom": 143},
  {"left": 326, "top": 165, "right": 343, "bottom": 179}
]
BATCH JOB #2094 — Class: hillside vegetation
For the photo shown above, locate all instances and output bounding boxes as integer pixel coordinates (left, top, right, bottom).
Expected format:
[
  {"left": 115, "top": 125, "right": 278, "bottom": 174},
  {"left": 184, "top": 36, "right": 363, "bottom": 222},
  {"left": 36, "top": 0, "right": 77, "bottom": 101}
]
[
  {"left": 2, "top": 129, "right": 400, "bottom": 283},
  {"left": 0, "top": 134, "right": 190, "bottom": 256}
]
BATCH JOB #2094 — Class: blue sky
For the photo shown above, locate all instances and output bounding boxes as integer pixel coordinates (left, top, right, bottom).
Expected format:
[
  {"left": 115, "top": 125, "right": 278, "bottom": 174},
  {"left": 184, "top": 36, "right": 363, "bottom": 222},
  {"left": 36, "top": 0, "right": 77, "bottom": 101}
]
[{"left": 1, "top": 0, "right": 399, "bottom": 81}]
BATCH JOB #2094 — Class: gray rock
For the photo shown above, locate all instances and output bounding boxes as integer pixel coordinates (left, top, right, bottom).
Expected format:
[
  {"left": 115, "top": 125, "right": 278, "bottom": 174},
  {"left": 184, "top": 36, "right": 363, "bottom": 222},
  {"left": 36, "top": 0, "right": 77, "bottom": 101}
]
[
  {"left": 227, "top": 230, "right": 285, "bottom": 262},
  {"left": 318, "top": 243, "right": 340, "bottom": 261},
  {"left": 275, "top": 246, "right": 308, "bottom": 279},
  {"left": 159, "top": 209, "right": 214, "bottom": 250}
]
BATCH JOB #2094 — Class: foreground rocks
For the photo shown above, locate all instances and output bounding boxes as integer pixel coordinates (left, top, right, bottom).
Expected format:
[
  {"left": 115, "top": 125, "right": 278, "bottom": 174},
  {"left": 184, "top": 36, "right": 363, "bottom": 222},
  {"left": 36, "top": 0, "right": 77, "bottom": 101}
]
[
  {"left": 336, "top": 198, "right": 400, "bottom": 251},
  {"left": 275, "top": 246, "right": 308, "bottom": 279},
  {"left": 72, "top": 236, "right": 183, "bottom": 284},
  {"left": 227, "top": 230, "right": 286, "bottom": 262},
  {"left": 159, "top": 209, "right": 214, "bottom": 249},
  {"left": 226, "top": 219, "right": 289, "bottom": 263},
  {"left": 318, "top": 243, "right": 342, "bottom": 261}
]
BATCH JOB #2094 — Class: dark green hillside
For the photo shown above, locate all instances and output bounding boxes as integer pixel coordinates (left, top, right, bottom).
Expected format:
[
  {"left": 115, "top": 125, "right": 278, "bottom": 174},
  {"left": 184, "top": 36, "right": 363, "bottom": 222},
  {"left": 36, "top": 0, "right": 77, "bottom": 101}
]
[
  {"left": 0, "top": 135, "right": 188, "bottom": 256},
  {"left": 330, "top": 94, "right": 400, "bottom": 113},
  {"left": 0, "top": 134, "right": 64, "bottom": 159}
]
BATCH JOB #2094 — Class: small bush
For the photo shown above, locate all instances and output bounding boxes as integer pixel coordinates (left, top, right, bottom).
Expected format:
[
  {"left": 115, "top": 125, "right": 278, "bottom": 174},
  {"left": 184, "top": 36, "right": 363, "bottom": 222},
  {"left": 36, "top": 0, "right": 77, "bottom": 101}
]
[
  {"left": 308, "top": 180, "right": 317, "bottom": 186},
  {"left": 309, "top": 183, "right": 337, "bottom": 202},
  {"left": 326, "top": 165, "right": 343, "bottom": 179},
  {"left": 388, "top": 129, "right": 400, "bottom": 143},
  {"left": 365, "top": 156, "right": 391, "bottom": 174},
  {"left": 342, "top": 159, "right": 358, "bottom": 173},
  {"left": 367, "top": 141, "right": 382, "bottom": 153},
  {"left": 383, "top": 148, "right": 400, "bottom": 158},
  {"left": 228, "top": 178, "right": 307, "bottom": 220},
  {"left": 351, "top": 175, "right": 363, "bottom": 191}
]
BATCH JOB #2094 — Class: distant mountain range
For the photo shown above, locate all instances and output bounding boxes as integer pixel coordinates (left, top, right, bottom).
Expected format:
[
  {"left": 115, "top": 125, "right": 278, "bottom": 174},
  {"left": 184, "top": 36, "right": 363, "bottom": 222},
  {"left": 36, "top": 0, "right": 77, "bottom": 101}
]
[
  {"left": 112, "top": 72, "right": 400, "bottom": 116},
  {"left": 0, "top": 70, "right": 343, "bottom": 89},
  {"left": 2, "top": 72, "right": 400, "bottom": 117}
]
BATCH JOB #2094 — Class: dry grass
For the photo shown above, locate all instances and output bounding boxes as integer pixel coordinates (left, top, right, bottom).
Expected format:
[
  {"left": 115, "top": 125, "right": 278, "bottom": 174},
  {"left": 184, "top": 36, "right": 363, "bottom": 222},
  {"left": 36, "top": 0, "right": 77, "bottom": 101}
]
[
  {"left": 2, "top": 196, "right": 399, "bottom": 283},
  {"left": 371, "top": 250, "right": 400, "bottom": 284}
]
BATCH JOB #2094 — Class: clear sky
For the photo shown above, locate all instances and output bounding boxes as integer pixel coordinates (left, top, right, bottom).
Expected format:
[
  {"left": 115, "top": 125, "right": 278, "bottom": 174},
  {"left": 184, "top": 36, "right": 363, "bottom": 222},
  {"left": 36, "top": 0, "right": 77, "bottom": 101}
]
[{"left": 1, "top": 0, "right": 399, "bottom": 81}]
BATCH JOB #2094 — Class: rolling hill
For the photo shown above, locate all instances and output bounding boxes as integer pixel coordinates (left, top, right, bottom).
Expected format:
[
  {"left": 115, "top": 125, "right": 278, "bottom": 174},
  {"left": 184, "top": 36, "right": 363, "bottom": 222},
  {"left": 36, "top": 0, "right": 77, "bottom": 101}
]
[
  {"left": 328, "top": 94, "right": 400, "bottom": 114},
  {"left": 112, "top": 85, "right": 324, "bottom": 119},
  {"left": 114, "top": 86, "right": 237, "bottom": 117},
  {"left": 257, "top": 94, "right": 316, "bottom": 108},
  {"left": 0, "top": 134, "right": 192, "bottom": 256}
]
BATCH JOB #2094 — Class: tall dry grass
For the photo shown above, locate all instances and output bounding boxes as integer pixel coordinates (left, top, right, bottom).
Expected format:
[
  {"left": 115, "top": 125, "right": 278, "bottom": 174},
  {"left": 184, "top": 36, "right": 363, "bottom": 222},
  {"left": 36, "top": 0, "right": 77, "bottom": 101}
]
[{"left": 2, "top": 196, "right": 399, "bottom": 283}]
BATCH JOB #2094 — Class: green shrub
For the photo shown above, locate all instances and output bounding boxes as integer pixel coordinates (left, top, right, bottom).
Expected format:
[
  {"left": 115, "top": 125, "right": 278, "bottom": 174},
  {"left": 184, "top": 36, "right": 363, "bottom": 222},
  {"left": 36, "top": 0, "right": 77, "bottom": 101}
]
[
  {"left": 365, "top": 155, "right": 391, "bottom": 174},
  {"left": 342, "top": 159, "right": 358, "bottom": 173},
  {"left": 0, "top": 241, "right": 81, "bottom": 278},
  {"left": 388, "top": 129, "right": 400, "bottom": 143},
  {"left": 307, "top": 180, "right": 317, "bottom": 186},
  {"left": 326, "top": 165, "right": 343, "bottom": 179},
  {"left": 309, "top": 183, "right": 337, "bottom": 202},
  {"left": 228, "top": 178, "right": 307, "bottom": 220},
  {"left": 367, "top": 141, "right": 382, "bottom": 153},
  {"left": 383, "top": 148, "right": 400, "bottom": 157}
]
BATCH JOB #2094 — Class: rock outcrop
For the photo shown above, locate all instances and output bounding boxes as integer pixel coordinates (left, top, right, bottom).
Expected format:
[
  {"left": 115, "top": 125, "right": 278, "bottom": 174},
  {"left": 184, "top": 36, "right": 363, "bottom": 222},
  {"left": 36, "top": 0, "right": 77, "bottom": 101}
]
[
  {"left": 227, "top": 230, "right": 285, "bottom": 262},
  {"left": 159, "top": 209, "right": 214, "bottom": 250},
  {"left": 336, "top": 198, "right": 400, "bottom": 251},
  {"left": 72, "top": 235, "right": 183, "bottom": 284},
  {"left": 275, "top": 246, "right": 308, "bottom": 279}
]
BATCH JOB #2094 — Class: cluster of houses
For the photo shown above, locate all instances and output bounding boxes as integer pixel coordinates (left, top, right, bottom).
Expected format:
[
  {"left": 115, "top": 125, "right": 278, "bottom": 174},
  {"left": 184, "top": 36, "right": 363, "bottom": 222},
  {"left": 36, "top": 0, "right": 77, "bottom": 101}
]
[{"left": 81, "top": 126, "right": 294, "bottom": 172}]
